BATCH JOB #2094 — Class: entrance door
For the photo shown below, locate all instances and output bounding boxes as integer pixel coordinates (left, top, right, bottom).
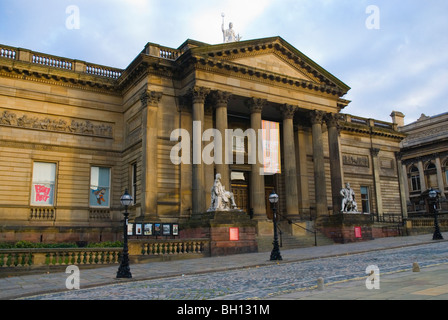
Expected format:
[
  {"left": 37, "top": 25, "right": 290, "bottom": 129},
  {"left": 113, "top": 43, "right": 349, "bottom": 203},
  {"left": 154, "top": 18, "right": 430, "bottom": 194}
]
[{"left": 231, "top": 171, "right": 250, "bottom": 214}]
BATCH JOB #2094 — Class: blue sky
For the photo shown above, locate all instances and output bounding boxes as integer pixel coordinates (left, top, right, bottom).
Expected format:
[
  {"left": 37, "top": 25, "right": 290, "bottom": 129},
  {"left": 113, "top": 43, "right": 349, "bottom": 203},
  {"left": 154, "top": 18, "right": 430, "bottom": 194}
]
[{"left": 1, "top": 0, "right": 447, "bottom": 124}]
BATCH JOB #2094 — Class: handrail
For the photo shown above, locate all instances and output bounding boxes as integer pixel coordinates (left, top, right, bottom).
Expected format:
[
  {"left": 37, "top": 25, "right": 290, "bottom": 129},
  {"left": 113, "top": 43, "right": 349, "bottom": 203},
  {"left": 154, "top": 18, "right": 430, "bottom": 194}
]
[{"left": 276, "top": 212, "right": 319, "bottom": 246}]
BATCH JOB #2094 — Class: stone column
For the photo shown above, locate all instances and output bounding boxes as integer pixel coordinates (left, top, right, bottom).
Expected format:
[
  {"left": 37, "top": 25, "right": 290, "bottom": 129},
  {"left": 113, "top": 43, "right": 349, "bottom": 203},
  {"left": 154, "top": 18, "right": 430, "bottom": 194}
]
[
  {"left": 141, "top": 90, "right": 162, "bottom": 221},
  {"left": 211, "top": 91, "right": 232, "bottom": 190},
  {"left": 395, "top": 152, "right": 408, "bottom": 219},
  {"left": 435, "top": 156, "right": 446, "bottom": 198},
  {"left": 178, "top": 97, "right": 193, "bottom": 219},
  {"left": 246, "top": 98, "right": 267, "bottom": 220},
  {"left": 326, "top": 113, "right": 344, "bottom": 214},
  {"left": 295, "top": 125, "right": 310, "bottom": 218},
  {"left": 190, "top": 86, "right": 210, "bottom": 215},
  {"left": 371, "top": 148, "right": 383, "bottom": 217},
  {"left": 280, "top": 104, "right": 300, "bottom": 219},
  {"left": 309, "top": 110, "right": 328, "bottom": 217},
  {"left": 417, "top": 159, "right": 427, "bottom": 191}
]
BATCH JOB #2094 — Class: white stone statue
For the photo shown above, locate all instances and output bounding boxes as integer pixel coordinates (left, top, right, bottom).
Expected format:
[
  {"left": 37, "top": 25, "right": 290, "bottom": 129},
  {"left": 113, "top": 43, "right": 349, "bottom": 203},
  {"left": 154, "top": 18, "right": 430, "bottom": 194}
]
[
  {"left": 221, "top": 13, "right": 241, "bottom": 43},
  {"left": 208, "top": 173, "right": 238, "bottom": 211},
  {"left": 340, "top": 182, "right": 359, "bottom": 213}
]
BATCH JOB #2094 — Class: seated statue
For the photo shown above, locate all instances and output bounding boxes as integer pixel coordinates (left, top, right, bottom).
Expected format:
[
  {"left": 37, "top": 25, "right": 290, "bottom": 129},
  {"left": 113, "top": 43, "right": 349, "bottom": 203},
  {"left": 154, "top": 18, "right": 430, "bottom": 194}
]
[
  {"left": 340, "top": 182, "right": 359, "bottom": 213},
  {"left": 208, "top": 173, "right": 238, "bottom": 211}
]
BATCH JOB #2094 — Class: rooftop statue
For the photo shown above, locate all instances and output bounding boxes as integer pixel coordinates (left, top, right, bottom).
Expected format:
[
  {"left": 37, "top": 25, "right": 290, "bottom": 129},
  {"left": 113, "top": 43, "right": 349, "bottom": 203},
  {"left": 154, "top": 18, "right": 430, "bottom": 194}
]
[
  {"left": 208, "top": 173, "right": 239, "bottom": 211},
  {"left": 221, "top": 13, "right": 242, "bottom": 43}
]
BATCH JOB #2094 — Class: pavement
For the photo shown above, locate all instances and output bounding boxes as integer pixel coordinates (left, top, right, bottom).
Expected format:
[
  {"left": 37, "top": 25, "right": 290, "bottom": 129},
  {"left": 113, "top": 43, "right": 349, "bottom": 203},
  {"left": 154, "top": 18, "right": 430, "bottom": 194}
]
[{"left": 1, "top": 232, "right": 448, "bottom": 300}]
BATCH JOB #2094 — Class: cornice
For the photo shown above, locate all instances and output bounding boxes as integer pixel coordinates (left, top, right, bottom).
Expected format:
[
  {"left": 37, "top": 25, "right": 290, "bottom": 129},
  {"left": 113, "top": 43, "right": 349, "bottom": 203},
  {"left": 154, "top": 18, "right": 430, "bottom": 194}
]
[{"left": 0, "top": 59, "right": 120, "bottom": 96}]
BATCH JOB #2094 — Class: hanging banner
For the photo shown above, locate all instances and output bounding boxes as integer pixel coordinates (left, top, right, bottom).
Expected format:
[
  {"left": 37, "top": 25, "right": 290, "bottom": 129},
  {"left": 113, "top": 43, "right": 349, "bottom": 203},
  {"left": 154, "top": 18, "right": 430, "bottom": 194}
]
[{"left": 261, "top": 120, "right": 281, "bottom": 175}]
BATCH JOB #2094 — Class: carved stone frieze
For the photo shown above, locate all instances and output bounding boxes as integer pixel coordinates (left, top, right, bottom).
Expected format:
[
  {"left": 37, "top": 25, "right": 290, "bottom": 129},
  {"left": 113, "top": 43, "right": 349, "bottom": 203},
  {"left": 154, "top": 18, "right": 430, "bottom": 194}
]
[{"left": 0, "top": 109, "right": 113, "bottom": 138}]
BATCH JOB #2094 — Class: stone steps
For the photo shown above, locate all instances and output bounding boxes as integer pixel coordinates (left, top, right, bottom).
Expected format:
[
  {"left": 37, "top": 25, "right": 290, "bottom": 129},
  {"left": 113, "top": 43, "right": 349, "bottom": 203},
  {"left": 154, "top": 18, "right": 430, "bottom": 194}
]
[{"left": 256, "top": 231, "right": 335, "bottom": 252}]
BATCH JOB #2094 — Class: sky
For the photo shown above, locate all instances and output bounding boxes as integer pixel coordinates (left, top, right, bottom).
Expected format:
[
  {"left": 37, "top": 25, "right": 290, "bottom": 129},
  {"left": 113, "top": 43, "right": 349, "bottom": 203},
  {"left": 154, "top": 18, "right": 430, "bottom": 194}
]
[{"left": 0, "top": 0, "right": 447, "bottom": 124}]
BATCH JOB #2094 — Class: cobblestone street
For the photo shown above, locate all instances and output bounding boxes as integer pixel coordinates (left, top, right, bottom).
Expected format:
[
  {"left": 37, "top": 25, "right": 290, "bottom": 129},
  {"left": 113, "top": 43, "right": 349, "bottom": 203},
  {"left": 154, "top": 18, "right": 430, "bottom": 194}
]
[{"left": 21, "top": 240, "right": 448, "bottom": 300}]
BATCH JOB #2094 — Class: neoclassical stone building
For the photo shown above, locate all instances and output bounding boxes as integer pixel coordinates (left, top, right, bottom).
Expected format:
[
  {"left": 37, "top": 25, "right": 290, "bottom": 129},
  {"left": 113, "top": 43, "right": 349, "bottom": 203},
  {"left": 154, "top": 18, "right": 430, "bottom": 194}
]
[
  {"left": 398, "top": 112, "right": 448, "bottom": 214},
  {"left": 0, "top": 37, "right": 406, "bottom": 243}
]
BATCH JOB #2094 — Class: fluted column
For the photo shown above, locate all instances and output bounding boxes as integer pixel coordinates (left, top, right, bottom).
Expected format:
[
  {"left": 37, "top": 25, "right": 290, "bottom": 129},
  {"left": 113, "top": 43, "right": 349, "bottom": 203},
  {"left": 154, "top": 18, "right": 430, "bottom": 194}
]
[
  {"left": 371, "top": 148, "right": 383, "bottom": 217},
  {"left": 309, "top": 110, "right": 328, "bottom": 217},
  {"left": 395, "top": 152, "right": 408, "bottom": 219},
  {"left": 141, "top": 90, "right": 162, "bottom": 221},
  {"left": 246, "top": 98, "right": 267, "bottom": 220},
  {"left": 190, "top": 86, "right": 210, "bottom": 215},
  {"left": 280, "top": 104, "right": 300, "bottom": 219},
  {"left": 211, "top": 90, "right": 232, "bottom": 190},
  {"left": 417, "top": 159, "right": 427, "bottom": 191},
  {"left": 326, "top": 113, "right": 344, "bottom": 214},
  {"left": 295, "top": 125, "right": 310, "bottom": 218},
  {"left": 435, "top": 156, "right": 446, "bottom": 198}
]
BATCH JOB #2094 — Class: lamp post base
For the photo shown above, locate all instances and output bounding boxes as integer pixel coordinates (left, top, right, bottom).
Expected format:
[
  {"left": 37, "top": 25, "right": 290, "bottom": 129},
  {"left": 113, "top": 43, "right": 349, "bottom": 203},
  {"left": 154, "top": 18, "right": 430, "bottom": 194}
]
[{"left": 116, "top": 261, "right": 132, "bottom": 279}]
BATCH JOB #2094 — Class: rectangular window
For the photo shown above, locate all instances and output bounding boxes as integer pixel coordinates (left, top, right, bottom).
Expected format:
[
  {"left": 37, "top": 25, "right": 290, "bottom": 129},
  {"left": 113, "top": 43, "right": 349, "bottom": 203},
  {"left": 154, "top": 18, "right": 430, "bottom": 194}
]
[
  {"left": 90, "top": 166, "right": 111, "bottom": 207},
  {"left": 360, "top": 186, "right": 370, "bottom": 213},
  {"left": 131, "top": 162, "right": 137, "bottom": 205},
  {"left": 31, "top": 162, "right": 56, "bottom": 206}
]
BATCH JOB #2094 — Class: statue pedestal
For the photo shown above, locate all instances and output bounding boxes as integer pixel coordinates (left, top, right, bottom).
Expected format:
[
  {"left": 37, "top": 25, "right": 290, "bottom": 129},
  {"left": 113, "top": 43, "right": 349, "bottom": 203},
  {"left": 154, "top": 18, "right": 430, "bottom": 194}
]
[
  {"left": 318, "top": 213, "right": 373, "bottom": 244},
  {"left": 182, "top": 210, "right": 258, "bottom": 257}
]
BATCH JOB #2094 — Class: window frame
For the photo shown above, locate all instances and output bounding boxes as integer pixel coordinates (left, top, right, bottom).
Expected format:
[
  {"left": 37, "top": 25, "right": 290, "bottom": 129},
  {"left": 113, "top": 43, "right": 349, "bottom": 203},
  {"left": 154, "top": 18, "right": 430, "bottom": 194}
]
[
  {"left": 30, "top": 161, "right": 57, "bottom": 207},
  {"left": 89, "top": 166, "right": 112, "bottom": 208}
]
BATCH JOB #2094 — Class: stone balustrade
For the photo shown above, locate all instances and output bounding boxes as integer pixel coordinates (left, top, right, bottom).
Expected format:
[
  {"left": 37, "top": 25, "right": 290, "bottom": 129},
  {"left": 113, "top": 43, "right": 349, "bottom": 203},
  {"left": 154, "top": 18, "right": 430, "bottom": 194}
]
[
  {"left": 0, "top": 239, "right": 210, "bottom": 272},
  {"left": 0, "top": 44, "right": 123, "bottom": 79},
  {"left": 0, "top": 248, "right": 121, "bottom": 269}
]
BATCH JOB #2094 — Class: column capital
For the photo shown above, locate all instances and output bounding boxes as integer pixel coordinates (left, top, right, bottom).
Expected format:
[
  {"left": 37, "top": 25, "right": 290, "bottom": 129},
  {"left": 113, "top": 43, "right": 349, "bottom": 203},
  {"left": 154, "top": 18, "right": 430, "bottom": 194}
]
[
  {"left": 210, "top": 90, "right": 232, "bottom": 108},
  {"left": 308, "top": 110, "right": 325, "bottom": 125},
  {"left": 325, "top": 112, "right": 343, "bottom": 128},
  {"left": 141, "top": 91, "right": 162, "bottom": 108},
  {"left": 371, "top": 147, "right": 380, "bottom": 157},
  {"left": 245, "top": 97, "right": 267, "bottom": 114},
  {"left": 280, "top": 104, "right": 298, "bottom": 120},
  {"left": 189, "top": 86, "right": 210, "bottom": 104}
]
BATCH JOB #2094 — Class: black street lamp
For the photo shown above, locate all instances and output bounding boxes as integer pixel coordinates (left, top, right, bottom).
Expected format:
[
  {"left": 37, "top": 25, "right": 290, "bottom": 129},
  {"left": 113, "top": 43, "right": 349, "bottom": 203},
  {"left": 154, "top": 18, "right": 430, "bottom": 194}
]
[
  {"left": 428, "top": 188, "right": 444, "bottom": 241},
  {"left": 116, "top": 189, "right": 133, "bottom": 279},
  {"left": 269, "top": 190, "right": 282, "bottom": 261}
]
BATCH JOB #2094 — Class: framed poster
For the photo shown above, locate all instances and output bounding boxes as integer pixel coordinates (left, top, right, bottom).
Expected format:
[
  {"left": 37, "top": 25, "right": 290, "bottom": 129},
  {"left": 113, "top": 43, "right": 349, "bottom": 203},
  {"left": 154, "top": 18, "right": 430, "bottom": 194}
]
[
  {"left": 135, "top": 223, "right": 142, "bottom": 235},
  {"left": 143, "top": 223, "right": 153, "bottom": 236},
  {"left": 229, "top": 227, "right": 239, "bottom": 241},
  {"left": 172, "top": 224, "right": 179, "bottom": 236},
  {"left": 354, "top": 226, "right": 362, "bottom": 238},
  {"left": 154, "top": 223, "right": 161, "bottom": 236},
  {"left": 162, "top": 224, "right": 171, "bottom": 236},
  {"left": 127, "top": 223, "right": 134, "bottom": 236}
]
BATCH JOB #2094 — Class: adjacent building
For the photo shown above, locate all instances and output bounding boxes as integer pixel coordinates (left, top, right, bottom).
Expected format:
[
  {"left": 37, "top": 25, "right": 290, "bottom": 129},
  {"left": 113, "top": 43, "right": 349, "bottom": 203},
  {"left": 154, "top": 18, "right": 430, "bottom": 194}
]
[{"left": 398, "top": 112, "right": 448, "bottom": 215}]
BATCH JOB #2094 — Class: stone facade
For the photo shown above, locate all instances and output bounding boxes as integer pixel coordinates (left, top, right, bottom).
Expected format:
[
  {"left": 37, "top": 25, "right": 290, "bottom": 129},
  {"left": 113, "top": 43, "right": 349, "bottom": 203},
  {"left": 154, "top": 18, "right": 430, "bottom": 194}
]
[
  {"left": 398, "top": 112, "right": 448, "bottom": 215},
  {"left": 0, "top": 37, "right": 406, "bottom": 243}
]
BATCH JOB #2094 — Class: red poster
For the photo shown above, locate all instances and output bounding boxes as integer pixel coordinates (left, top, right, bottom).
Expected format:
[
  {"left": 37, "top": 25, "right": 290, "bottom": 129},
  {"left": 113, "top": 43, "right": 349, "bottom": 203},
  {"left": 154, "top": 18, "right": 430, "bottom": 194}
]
[
  {"left": 229, "top": 228, "right": 239, "bottom": 241},
  {"left": 354, "top": 226, "right": 362, "bottom": 238}
]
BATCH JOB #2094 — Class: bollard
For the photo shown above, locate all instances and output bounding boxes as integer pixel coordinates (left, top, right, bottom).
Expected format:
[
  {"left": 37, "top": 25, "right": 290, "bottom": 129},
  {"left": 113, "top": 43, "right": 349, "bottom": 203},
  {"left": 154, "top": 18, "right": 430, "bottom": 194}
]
[
  {"left": 412, "top": 262, "right": 420, "bottom": 272},
  {"left": 317, "top": 277, "right": 325, "bottom": 291}
]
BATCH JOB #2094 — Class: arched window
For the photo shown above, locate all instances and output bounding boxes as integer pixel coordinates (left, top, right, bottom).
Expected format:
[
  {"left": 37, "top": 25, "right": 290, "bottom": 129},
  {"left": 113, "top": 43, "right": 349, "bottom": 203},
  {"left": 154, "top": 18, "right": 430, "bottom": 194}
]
[{"left": 409, "top": 165, "right": 421, "bottom": 191}]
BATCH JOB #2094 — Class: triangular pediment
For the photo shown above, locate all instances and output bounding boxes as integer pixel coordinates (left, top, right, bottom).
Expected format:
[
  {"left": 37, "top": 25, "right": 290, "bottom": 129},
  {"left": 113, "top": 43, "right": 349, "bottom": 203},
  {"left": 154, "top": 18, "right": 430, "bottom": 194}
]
[
  {"left": 187, "top": 36, "right": 350, "bottom": 96},
  {"left": 230, "top": 53, "right": 314, "bottom": 82}
]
